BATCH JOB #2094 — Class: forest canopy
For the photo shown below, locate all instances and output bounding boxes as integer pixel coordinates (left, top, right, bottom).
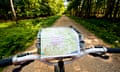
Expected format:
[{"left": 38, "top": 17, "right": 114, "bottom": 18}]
[
  {"left": 66, "top": 0, "right": 120, "bottom": 19},
  {"left": 0, "top": 0, "right": 65, "bottom": 20}
]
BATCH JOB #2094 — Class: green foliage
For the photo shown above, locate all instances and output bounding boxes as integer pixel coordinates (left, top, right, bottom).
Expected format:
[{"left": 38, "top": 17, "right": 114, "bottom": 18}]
[
  {"left": 67, "top": 0, "right": 120, "bottom": 19},
  {"left": 69, "top": 16, "right": 120, "bottom": 47},
  {"left": 14, "top": 0, "right": 51, "bottom": 17},
  {"left": 49, "top": 0, "right": 65, "bottom": 15},
  {"left": 0, "top": 0, "right": 65, "bottom": 19},
  {"left": 0, "top": 16, "right": 60, "bottom": 58},
  {"left": 0, "top": 0, "right": 11, "bottom": 19}
]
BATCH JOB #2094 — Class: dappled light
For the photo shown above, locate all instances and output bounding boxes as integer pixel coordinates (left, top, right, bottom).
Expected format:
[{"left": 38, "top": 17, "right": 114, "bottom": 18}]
[
  {"left": 66, "top": 0, "right": 120, "bottom": 20},
  {"left": 0, "top": 16, "right": 60, "bottom": 58},
  {"left": 69, "top": 16, "right": 120, "bottom": 47},
  {"left": 0, "top": 0, "right": 65, "bottom": 20},
  {"left": 0, "top": 0, "right": 120, "bottom": 72}
]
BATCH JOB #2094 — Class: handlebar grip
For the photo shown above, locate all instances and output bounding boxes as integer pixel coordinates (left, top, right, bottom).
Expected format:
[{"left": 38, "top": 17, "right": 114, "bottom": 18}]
[
  {"left": 107, "top": 48, "right": 120, "bottom": 53},
  {"left": 0, "top": 58, "right": 12, "bottom": 67}
]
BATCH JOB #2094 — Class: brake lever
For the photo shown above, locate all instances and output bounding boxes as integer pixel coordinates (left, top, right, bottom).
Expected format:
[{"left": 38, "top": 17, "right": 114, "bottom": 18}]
[
  {"left": 13, "top": 60, "right": 34, "bottom": 72},
  {"left": 17, "top": 52, "right": 33, "bottom": 57},
  {"left": 89, "top": 53, "right": 109, "bottom": 59},
  {"left": 89, "top": 45, "right": 109, "bottom": 59},
  {"left": 14, "top": 52, "right": 34, "bottom": 65}
]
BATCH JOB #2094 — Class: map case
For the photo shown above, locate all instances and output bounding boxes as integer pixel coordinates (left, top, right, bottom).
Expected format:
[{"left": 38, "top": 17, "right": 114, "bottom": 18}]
[{"left": 37, "top": 27, "right": 80, "bottom": 59}]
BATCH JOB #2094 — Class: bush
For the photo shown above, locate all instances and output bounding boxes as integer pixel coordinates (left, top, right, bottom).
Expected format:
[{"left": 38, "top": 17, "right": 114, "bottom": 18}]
[
  {"left": 0, "top": 16, "right": 60, "bottom": 58},
  {"left": 69, "top": 16, "right": 120, "bottom": 47}
]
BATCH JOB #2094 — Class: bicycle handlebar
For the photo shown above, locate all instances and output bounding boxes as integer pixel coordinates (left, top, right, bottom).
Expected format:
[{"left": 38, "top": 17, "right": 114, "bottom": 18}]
[
  {"left": 0, "top": 47, "right": 120, "bottom": 67},
  {"left": 107, "top": 48, "right": 120, "bottom": 53},
  {"left": 0, "top": 57, "right": 12, "bottom": 66}
]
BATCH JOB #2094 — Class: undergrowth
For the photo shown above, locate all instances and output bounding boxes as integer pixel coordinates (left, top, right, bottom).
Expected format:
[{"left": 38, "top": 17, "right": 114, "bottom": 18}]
[
  {"left": 0, "top": 16, "right": 60, "bottom": 58},
  {"left": 69, "top": 16, "right": 120, "bottom": 47}
]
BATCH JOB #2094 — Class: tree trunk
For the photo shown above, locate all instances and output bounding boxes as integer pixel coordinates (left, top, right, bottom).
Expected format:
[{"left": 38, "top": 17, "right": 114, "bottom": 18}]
[
  {"left": 10, "top": 0, "right": 17, "bottom": 20},
  {"left": 105, "top": 0, "right": 115, "bottom": 18},
  {"left": 113, "top": 0, "right": 120, "bottom": 19},
  {"left": 109, "top": 0, "right": 115, "bottom": 18},
  {"left": 85, "top": 0, "right": 91, "bottom": 18},
  {"left": 79, "top": 0, "right": 85, "bottom": 17}
]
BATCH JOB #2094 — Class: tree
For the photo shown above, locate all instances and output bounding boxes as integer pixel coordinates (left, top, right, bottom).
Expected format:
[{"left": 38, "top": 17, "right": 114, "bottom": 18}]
[
  {"left": 79, "top": 0, "right": 86, "bottom": 17},
  {"left": 10, "top": 0, "right": 17, "bottom": 20},
  {"left": 66, "top": 0, "right": 120, "bottom": 19},
  {"left": 67, "top": 0, "right": 81, "bottom": 16},
  {"left": 105, "top": 0, "right": 115, "bottom": 18},
  {"left": 113, "top": 0, "right": 120, "bottom": 19},
  {"left": 0, "top": 0, "right": 11, "bottom": 19},
  {"left": 85, "top": 0, "right": 91, "bottom": 17},
  {"left": 0, "top": 0, "right": 65, "bottom": 19},
  {"left": 49, "top": 0, "right": 65, "bottom": 15}
]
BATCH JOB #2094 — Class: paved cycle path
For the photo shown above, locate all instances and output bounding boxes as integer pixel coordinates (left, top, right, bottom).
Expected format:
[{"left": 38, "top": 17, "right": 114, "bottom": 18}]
[{"left": 3, "top": 16, "right": 120, "bottom": 72}]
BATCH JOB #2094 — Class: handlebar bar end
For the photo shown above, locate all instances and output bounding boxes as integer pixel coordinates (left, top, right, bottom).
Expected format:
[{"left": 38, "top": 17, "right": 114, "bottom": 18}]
[{"left": 0, "top": 57, "right": 12, "bottom": 67}]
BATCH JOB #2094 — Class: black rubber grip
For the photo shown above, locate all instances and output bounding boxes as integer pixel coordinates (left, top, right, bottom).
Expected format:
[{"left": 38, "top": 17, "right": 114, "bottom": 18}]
[
  {"left": 107, "top": 48, "right": 120, "bottom": 53},
  {"left": 0, "top": 58, "right": 12, "bottom": 67}
]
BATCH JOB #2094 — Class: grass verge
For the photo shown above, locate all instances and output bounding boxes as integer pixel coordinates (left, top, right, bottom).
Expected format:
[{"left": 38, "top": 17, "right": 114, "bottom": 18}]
[
  {"left": 0, "top": 16, "right": 60, "bottom": 57},
  {"left": 69, "top": 16, "right": 120, "bottom": 47},
  {"left": 0, "top": 15, "right": 60, "bottom": 71}
]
